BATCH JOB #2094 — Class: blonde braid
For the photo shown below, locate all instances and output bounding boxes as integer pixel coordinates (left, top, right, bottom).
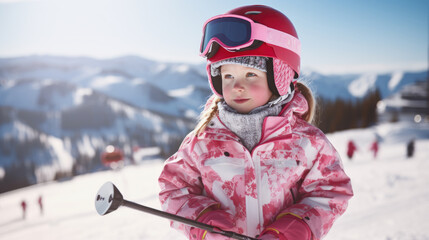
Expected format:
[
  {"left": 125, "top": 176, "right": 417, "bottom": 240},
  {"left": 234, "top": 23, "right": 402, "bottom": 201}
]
[{"left": 194, "top": 95, "right": 222, "bottom": 135}]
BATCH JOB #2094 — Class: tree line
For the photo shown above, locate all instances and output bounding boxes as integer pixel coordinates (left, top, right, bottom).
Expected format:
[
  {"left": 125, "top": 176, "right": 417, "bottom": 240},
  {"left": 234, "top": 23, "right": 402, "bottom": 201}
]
[{"left": 314, "top": 89, "right": 382, "bottom": 133}]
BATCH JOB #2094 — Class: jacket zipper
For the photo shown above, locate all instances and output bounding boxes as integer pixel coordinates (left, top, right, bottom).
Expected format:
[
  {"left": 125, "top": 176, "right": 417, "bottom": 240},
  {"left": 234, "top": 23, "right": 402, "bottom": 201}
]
[{"left": 216, "top": 115, "right": 294, "bottom": 232}]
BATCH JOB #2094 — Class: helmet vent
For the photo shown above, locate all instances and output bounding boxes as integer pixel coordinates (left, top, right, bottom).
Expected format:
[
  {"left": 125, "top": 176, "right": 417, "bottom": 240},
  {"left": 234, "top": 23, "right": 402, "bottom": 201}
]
[{"left": 244, "top": 11, "right": 262, "bottom": 15}]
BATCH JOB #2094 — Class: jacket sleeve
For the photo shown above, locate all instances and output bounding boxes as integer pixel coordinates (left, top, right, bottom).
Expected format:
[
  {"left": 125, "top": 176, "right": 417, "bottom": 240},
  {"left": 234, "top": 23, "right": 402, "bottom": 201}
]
[
  {"left": 276, "top": 133, "right": 353, "bottom": 240},
  {"left": 158, "top": 133, "right": 220, "bottom": 236}
]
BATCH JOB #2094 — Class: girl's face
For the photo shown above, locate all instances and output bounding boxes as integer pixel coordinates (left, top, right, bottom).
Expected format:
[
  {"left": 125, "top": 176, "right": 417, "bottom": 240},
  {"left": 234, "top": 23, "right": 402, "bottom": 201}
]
[{"left": 221, "top": 64, "right": 273, "bottom": 114}]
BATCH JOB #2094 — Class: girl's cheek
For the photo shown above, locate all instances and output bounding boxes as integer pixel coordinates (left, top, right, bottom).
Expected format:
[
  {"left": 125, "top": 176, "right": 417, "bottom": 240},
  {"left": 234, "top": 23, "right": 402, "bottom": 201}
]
[
  {"left": 222, "top": 87, "right": 232, "bottom": 101},
  {"left": 250, "top": 85, "right": 269, "bottom": 101}
]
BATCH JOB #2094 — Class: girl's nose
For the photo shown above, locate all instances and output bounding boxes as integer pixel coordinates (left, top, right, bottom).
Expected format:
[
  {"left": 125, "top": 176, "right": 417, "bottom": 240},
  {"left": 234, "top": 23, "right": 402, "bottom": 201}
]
[{"left": 233, "top": 78, "right": 245, "bottom": 91}]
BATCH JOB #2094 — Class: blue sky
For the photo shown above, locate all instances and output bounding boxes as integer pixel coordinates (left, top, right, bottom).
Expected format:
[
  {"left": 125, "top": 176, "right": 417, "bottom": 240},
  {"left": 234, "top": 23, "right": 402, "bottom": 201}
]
[{"left": 0, "top": 0, "right": 428, "bottom": 74}]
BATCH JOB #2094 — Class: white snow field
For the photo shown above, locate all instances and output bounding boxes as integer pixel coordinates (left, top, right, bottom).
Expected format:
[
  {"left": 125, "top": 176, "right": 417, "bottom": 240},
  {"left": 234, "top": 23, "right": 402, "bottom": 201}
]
[{"left": 0, "top": 122, "right": 428, "bottom": 240}]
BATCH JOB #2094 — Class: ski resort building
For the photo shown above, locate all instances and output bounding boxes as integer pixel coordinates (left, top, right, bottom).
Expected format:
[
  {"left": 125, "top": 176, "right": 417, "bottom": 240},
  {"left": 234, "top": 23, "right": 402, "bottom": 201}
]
[{"left": 377, "top": 80, "right": 429, "bottom": 124}]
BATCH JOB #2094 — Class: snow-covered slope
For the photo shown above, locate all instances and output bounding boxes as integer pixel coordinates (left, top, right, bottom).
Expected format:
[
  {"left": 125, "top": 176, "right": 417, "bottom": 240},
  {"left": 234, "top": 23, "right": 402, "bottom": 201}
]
[{"left": 0, "top": 122, "right": 428, "bottom": 239}]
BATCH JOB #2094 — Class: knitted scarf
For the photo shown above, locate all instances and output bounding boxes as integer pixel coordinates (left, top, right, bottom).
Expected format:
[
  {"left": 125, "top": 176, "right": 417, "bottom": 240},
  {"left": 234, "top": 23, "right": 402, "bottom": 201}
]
[{"left": 218, "top": 91, "right": 294, "bottom": 151}]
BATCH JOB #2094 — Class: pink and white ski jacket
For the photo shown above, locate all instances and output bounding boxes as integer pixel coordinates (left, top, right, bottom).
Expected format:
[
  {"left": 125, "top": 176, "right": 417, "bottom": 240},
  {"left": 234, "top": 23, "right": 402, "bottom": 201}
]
[{"left": 159, "top": 93, "right": 353, "bottom": 239}]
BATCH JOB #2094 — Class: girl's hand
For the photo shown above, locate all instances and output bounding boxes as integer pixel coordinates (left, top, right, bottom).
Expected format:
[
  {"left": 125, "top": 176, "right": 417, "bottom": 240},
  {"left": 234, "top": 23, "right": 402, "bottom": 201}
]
[
  {"left": 190, "top": 209, "right": 237, "bottom": 240},
  {"left": 259, "top": 214, "right": 312, "bottom": 240}
]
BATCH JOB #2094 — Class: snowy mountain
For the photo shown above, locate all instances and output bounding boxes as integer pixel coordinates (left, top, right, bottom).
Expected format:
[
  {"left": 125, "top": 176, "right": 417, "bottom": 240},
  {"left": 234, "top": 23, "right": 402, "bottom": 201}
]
[
  {"left": 0, "top": 56, "right": 209, "bottom": 116},
  {"left": 0, "top": 55, "right": 427, "bottom": 193},
  {"left": 0, "top": 122, "right": 428, "bottom": 239},
  {"left": 301, "top": 69, "right": 428, "bottom": 101}
]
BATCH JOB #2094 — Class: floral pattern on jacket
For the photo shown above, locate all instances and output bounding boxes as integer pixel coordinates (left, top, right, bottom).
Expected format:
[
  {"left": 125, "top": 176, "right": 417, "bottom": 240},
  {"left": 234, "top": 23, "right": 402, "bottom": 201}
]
[{"left": 158, "top": 93, "right": 353, "bottom": 239}]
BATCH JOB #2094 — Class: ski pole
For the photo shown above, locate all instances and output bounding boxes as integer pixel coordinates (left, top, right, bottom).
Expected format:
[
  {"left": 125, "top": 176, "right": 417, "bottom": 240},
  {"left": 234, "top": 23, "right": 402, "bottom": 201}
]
[{"left": 95, "top": 182, "right": 259, "bottom": 240}]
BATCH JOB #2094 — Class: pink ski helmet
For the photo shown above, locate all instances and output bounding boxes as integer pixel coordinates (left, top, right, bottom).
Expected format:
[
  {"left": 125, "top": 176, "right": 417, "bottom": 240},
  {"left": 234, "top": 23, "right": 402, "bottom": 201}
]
[{"left": 200, "top": 5, "right": 301, "bottom": 97}]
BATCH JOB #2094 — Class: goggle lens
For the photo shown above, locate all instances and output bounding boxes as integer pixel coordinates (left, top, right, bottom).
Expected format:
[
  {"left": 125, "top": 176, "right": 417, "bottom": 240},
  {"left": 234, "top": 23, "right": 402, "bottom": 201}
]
[{"left": 201, "top": 17, "right": 251, "bottom": 54}]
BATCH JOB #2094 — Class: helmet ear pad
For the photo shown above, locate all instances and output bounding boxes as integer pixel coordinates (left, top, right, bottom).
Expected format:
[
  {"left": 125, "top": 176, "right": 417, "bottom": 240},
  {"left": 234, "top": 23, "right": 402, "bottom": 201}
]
[{"left": 272, "top": 58, "right": 295, "bottom": 96}]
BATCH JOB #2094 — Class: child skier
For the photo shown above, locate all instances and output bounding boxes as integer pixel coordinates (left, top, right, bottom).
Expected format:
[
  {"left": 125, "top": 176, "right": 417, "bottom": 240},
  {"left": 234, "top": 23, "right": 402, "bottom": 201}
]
[
  {"left": 347, "top": 140, "right": 357, "bottom": 160},
  {"left": 370, "top": 140, "right": 379, "bottom": 159},
  {"left": 159, "top": 5, "right": 353, "bottom": 240}
]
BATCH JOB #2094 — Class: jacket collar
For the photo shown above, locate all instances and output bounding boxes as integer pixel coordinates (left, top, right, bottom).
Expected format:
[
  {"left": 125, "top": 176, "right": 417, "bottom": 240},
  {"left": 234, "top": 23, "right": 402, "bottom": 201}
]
[{"left": 261, "top": 92, "right": 308, "bottom": 140}]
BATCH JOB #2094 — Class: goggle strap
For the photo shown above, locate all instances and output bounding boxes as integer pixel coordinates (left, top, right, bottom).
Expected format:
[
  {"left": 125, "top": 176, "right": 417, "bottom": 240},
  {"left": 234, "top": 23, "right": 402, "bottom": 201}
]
[{"left": 252, "top": 23, "right": 301, "bottom": 55}]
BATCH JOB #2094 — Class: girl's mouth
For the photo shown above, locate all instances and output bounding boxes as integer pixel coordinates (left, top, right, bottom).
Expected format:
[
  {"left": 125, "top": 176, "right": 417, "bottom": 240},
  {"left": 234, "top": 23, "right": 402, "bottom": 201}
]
[{"left": 233, "top": 98, "right": 249, "bottom": 104}]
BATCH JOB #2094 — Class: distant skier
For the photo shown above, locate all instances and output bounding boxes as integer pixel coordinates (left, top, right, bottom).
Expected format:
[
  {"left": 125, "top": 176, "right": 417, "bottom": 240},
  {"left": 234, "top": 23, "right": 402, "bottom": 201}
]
[
  {"left": 407, "top": 139, "right": 415, "bottom": 158},
  {"left": 347, "top": 140, "right": 357, "bottom": 160},
  {"left": 370, "top": 140, "right": 379, "bottom": 159},
  {"left": 38, "top": 195, "right": 44, "bottom": 216},
  {"left": 20, "top": 200, "right": 27, "bottom": 220}
]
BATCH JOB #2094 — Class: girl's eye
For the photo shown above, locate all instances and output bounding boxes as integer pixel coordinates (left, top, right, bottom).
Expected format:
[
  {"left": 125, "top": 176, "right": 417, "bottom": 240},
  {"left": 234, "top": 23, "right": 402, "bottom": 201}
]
[
  {"left": 246, "top": 72, "right": 257, "bottom": 78},
  {"left": 223, "top": 74, "right": 233, "bottom": 80}
]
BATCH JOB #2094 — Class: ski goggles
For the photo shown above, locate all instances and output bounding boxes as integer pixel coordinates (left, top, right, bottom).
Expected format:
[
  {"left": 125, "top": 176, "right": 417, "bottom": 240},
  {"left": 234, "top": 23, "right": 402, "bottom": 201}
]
[{"left": 200, "top": 14, "right": 301, "bottom": 58}]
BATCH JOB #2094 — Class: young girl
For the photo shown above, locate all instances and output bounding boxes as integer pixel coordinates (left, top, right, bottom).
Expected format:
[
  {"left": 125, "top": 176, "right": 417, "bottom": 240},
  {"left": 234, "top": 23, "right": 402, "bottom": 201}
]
[{"left": 159, "top": 5, "right": 353, "bottom": 240}]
